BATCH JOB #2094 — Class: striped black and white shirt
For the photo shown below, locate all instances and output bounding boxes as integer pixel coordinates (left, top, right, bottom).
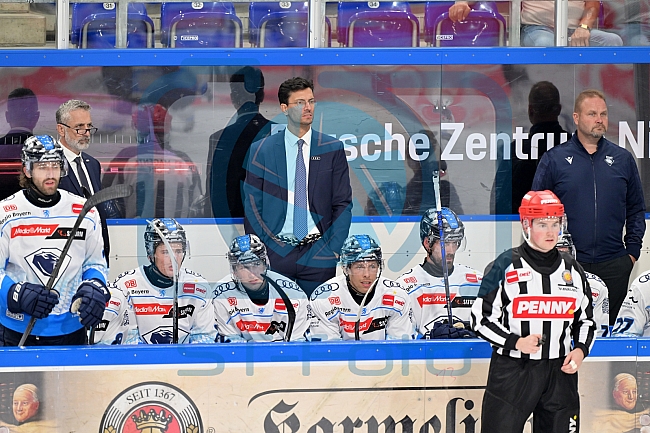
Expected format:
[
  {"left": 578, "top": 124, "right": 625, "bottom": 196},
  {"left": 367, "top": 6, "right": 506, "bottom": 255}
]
[{"left": 471, "top": 243, "right": 596, "bottom": 360}]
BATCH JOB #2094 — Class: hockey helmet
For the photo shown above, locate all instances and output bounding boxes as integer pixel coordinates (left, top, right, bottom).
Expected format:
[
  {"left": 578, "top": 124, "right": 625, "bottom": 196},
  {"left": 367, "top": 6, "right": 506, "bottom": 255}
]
[
  {"left": 519, "top": 190, "right": 566, "bottom": 239},
  {"left": 21, "top": 135, "right": 68, "bottom": 177},
  {"left": 556, "top": 231, "right": 576, "bottom": 259},
  {"left": 420, "top": 207, "right": 466, "bottom": 250},
  {"left": 228, "top": 234, "right": 268, "bottom": 280},
  {"left": 144, "top": 218, "right": 187, "bottom": 263},
  {"left": 340, "top": 234, "right": 382, "bottom": 266}
]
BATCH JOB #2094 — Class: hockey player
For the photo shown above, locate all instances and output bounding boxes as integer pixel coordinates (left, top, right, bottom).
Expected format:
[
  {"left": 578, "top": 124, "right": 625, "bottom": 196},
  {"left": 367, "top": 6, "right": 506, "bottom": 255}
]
[
  {"left": 471, "top": 190, "right": 595, "bottom": 433},
  {"left": 611, "top": 269, "right": 650, "bottom": 337},
  {"left": 101, "top": 218, "right": 215, "bottom": 344},
  {"left": 0, "top": 135, "right": 109, "bottom": 346},
  {"left": 310, "top": 234, "right": 414, "bottom": 341},
  {"left": 396, "top": 207, "right": 481, "bottom": 338},
  {"left": 92, "top": 286, "right": 131, "bottom": 345},
  {"left": 212, "top": 234, "right": 310, "bottom": 342},
  {"left": 557, "top": 232, "right": 611, "bottom": 337}
]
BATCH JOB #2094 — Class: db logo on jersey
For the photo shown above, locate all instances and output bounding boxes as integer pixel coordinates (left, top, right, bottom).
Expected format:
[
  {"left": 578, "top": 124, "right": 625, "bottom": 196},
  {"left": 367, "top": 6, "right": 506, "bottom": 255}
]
[
  {"left": 124, "top": 279, "right": 137, "bottom": 288},
  {"left": 506, "top": 269, "right": 533, "bottom": 284},
  {"left": 328, "top": 296, "right": 341, "bottom": 305},
  {"left": 513, "top": 296, "right": 576, "bottom": 319},
  {"left": 403, "top": 276, "right": 417, "bottom": 284},
  {"left": 228, "top": 297, "right": 237, "bottom": 306},
  {"left": 2, "top": 204, "right": 17, "bottom": 212}
]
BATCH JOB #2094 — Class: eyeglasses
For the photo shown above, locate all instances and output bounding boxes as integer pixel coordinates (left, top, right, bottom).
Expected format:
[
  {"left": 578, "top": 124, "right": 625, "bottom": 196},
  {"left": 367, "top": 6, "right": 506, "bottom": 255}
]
[
  {"left": 59, "top": 123, "right": 98, "bottom": 135},
  {"left": 286, "top": 99, "right": 316, "bottom": 109}
]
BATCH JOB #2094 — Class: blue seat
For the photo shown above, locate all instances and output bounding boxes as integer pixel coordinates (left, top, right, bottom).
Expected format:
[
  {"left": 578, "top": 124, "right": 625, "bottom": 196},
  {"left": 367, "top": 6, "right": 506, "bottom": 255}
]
[
  {"left": 248, "top": 2, "right": 331, "bottom": 47},
  {"left": 71, "top": 3, "right": 154, "bottom": 48},
  {"left": 160, "top": 2, "right": 243, "bottom": 48},
  {"left": 424, "top": 1, "right": 506, "bottom": 47},
  {"left": 337, "top": 2, "right": 419, "bottom": 47}
]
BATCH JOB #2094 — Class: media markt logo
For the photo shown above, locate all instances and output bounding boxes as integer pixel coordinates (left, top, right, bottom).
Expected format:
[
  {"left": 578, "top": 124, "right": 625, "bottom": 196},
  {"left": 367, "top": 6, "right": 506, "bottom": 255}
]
[{"left": 99, "top": 382, "right": 202, "bottom": 433}]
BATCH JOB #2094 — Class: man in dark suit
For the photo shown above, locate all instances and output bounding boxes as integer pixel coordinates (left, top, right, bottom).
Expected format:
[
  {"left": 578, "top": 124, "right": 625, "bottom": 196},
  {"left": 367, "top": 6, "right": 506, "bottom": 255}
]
[
  {"left": 56, "top": 99, "right": 120, "bottom": 265},
  {"left": 206, "top": 66, "right": 273, "bottom": 218},
  {"left": 244, "top": 77, "right": 352, "bottom": 295}
]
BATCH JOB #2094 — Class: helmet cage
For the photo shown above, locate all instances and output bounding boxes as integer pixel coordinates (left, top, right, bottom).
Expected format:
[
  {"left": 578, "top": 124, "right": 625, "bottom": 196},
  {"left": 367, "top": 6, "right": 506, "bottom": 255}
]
[
  {"left": 144, "top": 218, "right": 188, "bottom": 267},
  {"left": 22, "top": 135, "right": 68, "bottom": 177}
]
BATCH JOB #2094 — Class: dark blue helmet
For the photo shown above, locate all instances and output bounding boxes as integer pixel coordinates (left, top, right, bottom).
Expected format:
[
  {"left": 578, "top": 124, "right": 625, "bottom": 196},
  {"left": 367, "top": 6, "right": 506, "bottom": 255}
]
[
  {"left": 419, "top": 207, "right": 465, "bottom": 245},
  {"left": 340, "top": 234, "right": 382, "bottom": 266}
]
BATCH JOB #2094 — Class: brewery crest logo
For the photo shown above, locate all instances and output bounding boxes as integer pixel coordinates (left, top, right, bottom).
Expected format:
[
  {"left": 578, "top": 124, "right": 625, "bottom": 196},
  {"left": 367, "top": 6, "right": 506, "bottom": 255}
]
[{"left": 99, "top": 381, "right": 202, "bottom": 433}]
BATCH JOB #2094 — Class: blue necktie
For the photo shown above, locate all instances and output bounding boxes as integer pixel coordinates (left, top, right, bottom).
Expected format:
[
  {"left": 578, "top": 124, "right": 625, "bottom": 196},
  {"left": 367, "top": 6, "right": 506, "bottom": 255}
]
[{"left": 293, "top": 139, "right": 308, "bottom": 240}]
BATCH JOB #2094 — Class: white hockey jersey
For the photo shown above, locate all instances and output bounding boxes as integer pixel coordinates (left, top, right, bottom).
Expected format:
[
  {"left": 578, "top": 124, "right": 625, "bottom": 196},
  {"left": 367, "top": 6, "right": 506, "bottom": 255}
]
[
  {"left": 309, "top": 274, "right": 415, "bottom": 341},
  {"left": 93, "top": 286, "right": 131, "bottom": 345},
  {"left": 106, "top": 266, "right": 216, "bottom": 344},
  {"left": 612, "top": 270, "right": 650, "bottom": 337},
  {"left": 212, "top": 270, "right": 310, "bottom": 342},
  {"left": 586, "top": 272, "right": 610, "bottom": 337},
  {"left": 0, "top": 190, "right": 106, "bottom": 336},
  {"left": 396, "top": 263, "right": 482, "bottom": 336}
]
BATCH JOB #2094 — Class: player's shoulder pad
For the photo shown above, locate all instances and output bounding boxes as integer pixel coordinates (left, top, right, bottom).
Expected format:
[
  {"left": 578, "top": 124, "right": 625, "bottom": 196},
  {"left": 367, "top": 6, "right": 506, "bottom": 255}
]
[
  {"left": 381, "top": 277, "right": 403, "bottom": 290},
  {"left": 113, "top": 268, "right": 138, "bottom": 283},
  {"left": 585, "top": 271, "right": 606, "bottom": 286},
  {"left": 310, "top": 281, "right": 341, "bottom": 301},
  {"left": 212, "top": 280, "right": 238, "bottom": 298},
  {"left": 182, "top": 267, "right": 207, "bottom": 281},
  {"left": 633, "top": 270, "right": 650, "bottom": 287}
]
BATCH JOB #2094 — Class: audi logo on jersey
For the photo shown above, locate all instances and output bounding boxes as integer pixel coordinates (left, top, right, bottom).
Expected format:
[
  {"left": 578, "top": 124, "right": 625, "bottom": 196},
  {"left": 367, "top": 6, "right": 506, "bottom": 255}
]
[{"left": 512, "top": 296, "right": 576, "bottom": 319}]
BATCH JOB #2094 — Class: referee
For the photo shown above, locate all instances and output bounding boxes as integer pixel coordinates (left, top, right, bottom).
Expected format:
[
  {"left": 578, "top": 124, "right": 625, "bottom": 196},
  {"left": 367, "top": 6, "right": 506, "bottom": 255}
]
[{"left": 471, "top": 190, "right": 595, "bottom": 433}]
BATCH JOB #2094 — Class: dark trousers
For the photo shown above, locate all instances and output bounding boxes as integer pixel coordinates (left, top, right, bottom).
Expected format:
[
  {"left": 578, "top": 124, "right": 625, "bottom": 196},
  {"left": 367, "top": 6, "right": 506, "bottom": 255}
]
[
  {"left": 267, "top": 242, "right": 337, "bottom": 297},
  {"left": 0, "top": 324, "right": 87, "bottom": 346},
  {"left": 481, "top": 352, "right": 580, "bottom": 433},
  {"left": 580, "top": 255, "right": 634, "bottom": 326}
]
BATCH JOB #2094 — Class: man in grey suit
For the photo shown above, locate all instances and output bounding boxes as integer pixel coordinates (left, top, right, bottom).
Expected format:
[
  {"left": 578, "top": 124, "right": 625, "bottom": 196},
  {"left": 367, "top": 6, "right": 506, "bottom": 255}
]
[
  {"left": 244, "top": 77, "right": 352, "bottom": 295},
  {"left": 56, "top": 99, "right": 120, "bottom": 265}
]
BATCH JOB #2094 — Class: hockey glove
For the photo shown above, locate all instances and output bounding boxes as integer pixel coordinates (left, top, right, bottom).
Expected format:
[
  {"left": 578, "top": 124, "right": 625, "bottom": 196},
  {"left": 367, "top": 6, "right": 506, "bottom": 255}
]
[
  {"left": 7, "top": 282, "right": 59, "bottom": 319},
  {"left": 71, "top": 279, "right": 110, "bottom": 328},
  {"left": 425, "top": 321, "right": 476, "bottom": 339}
]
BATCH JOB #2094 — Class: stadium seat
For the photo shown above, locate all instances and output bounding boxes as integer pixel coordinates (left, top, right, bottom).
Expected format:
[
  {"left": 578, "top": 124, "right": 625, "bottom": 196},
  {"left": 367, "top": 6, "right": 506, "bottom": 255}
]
[
  {"left": 248, "top": 2, "right": 331, "bottom": 47},
  {"left": 71, "top": 3, "right": 154, "bottom": 48},
  {"left": 160, "top": 2, "right": 243, "bottom": 48},
  {"left": 424, "top": 1, "right": 506, "bottom": 47},
  {"left": 337, "top": 2, "right": 419, "bottom": 47}
]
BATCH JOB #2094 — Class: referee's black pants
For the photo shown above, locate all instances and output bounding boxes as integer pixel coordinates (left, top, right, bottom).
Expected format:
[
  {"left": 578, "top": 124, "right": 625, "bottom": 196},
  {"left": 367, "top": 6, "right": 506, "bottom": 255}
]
[{"left": 481, "top": 352, "right": 580, "bottom": 433}]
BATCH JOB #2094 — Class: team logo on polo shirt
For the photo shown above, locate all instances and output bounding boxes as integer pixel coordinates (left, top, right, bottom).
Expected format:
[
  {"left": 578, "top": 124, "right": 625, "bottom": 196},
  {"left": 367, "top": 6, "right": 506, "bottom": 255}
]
[{"left": 99, "top": 381, "right": 203, "bottom": 433}]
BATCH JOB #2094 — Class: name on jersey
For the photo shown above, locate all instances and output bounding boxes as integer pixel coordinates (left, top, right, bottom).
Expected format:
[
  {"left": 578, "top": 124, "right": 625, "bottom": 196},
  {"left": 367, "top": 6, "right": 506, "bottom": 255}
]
[
  {"left": 11, "top": 224, "right": 58, "bottom": 237},
  {"left": 512, "top": 296, "right": 576, "bottom": 319},
  {"left": 506, "top": 269, "right": 533, "bottom": 284},
  {"left": 133, "top": 303, "right": 173, "bottom": 315},
  {"left": 236, "top": 320, "right": 270, "bottom": 332}
]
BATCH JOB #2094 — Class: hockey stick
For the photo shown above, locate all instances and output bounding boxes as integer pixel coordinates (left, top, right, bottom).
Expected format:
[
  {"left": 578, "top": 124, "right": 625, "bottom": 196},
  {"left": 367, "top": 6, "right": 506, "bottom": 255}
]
[
  {"left": 263, "top": 274, "right": 295, "bottom": 342},
  {"left": 432, "top": 171, "right": 454, "bottom": 326},
  {"left": 19, "top": 184, "right": 133, "bottom": 347},
  {"left": 150, "top": 222, "right": 181, "bottom": 344}
]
